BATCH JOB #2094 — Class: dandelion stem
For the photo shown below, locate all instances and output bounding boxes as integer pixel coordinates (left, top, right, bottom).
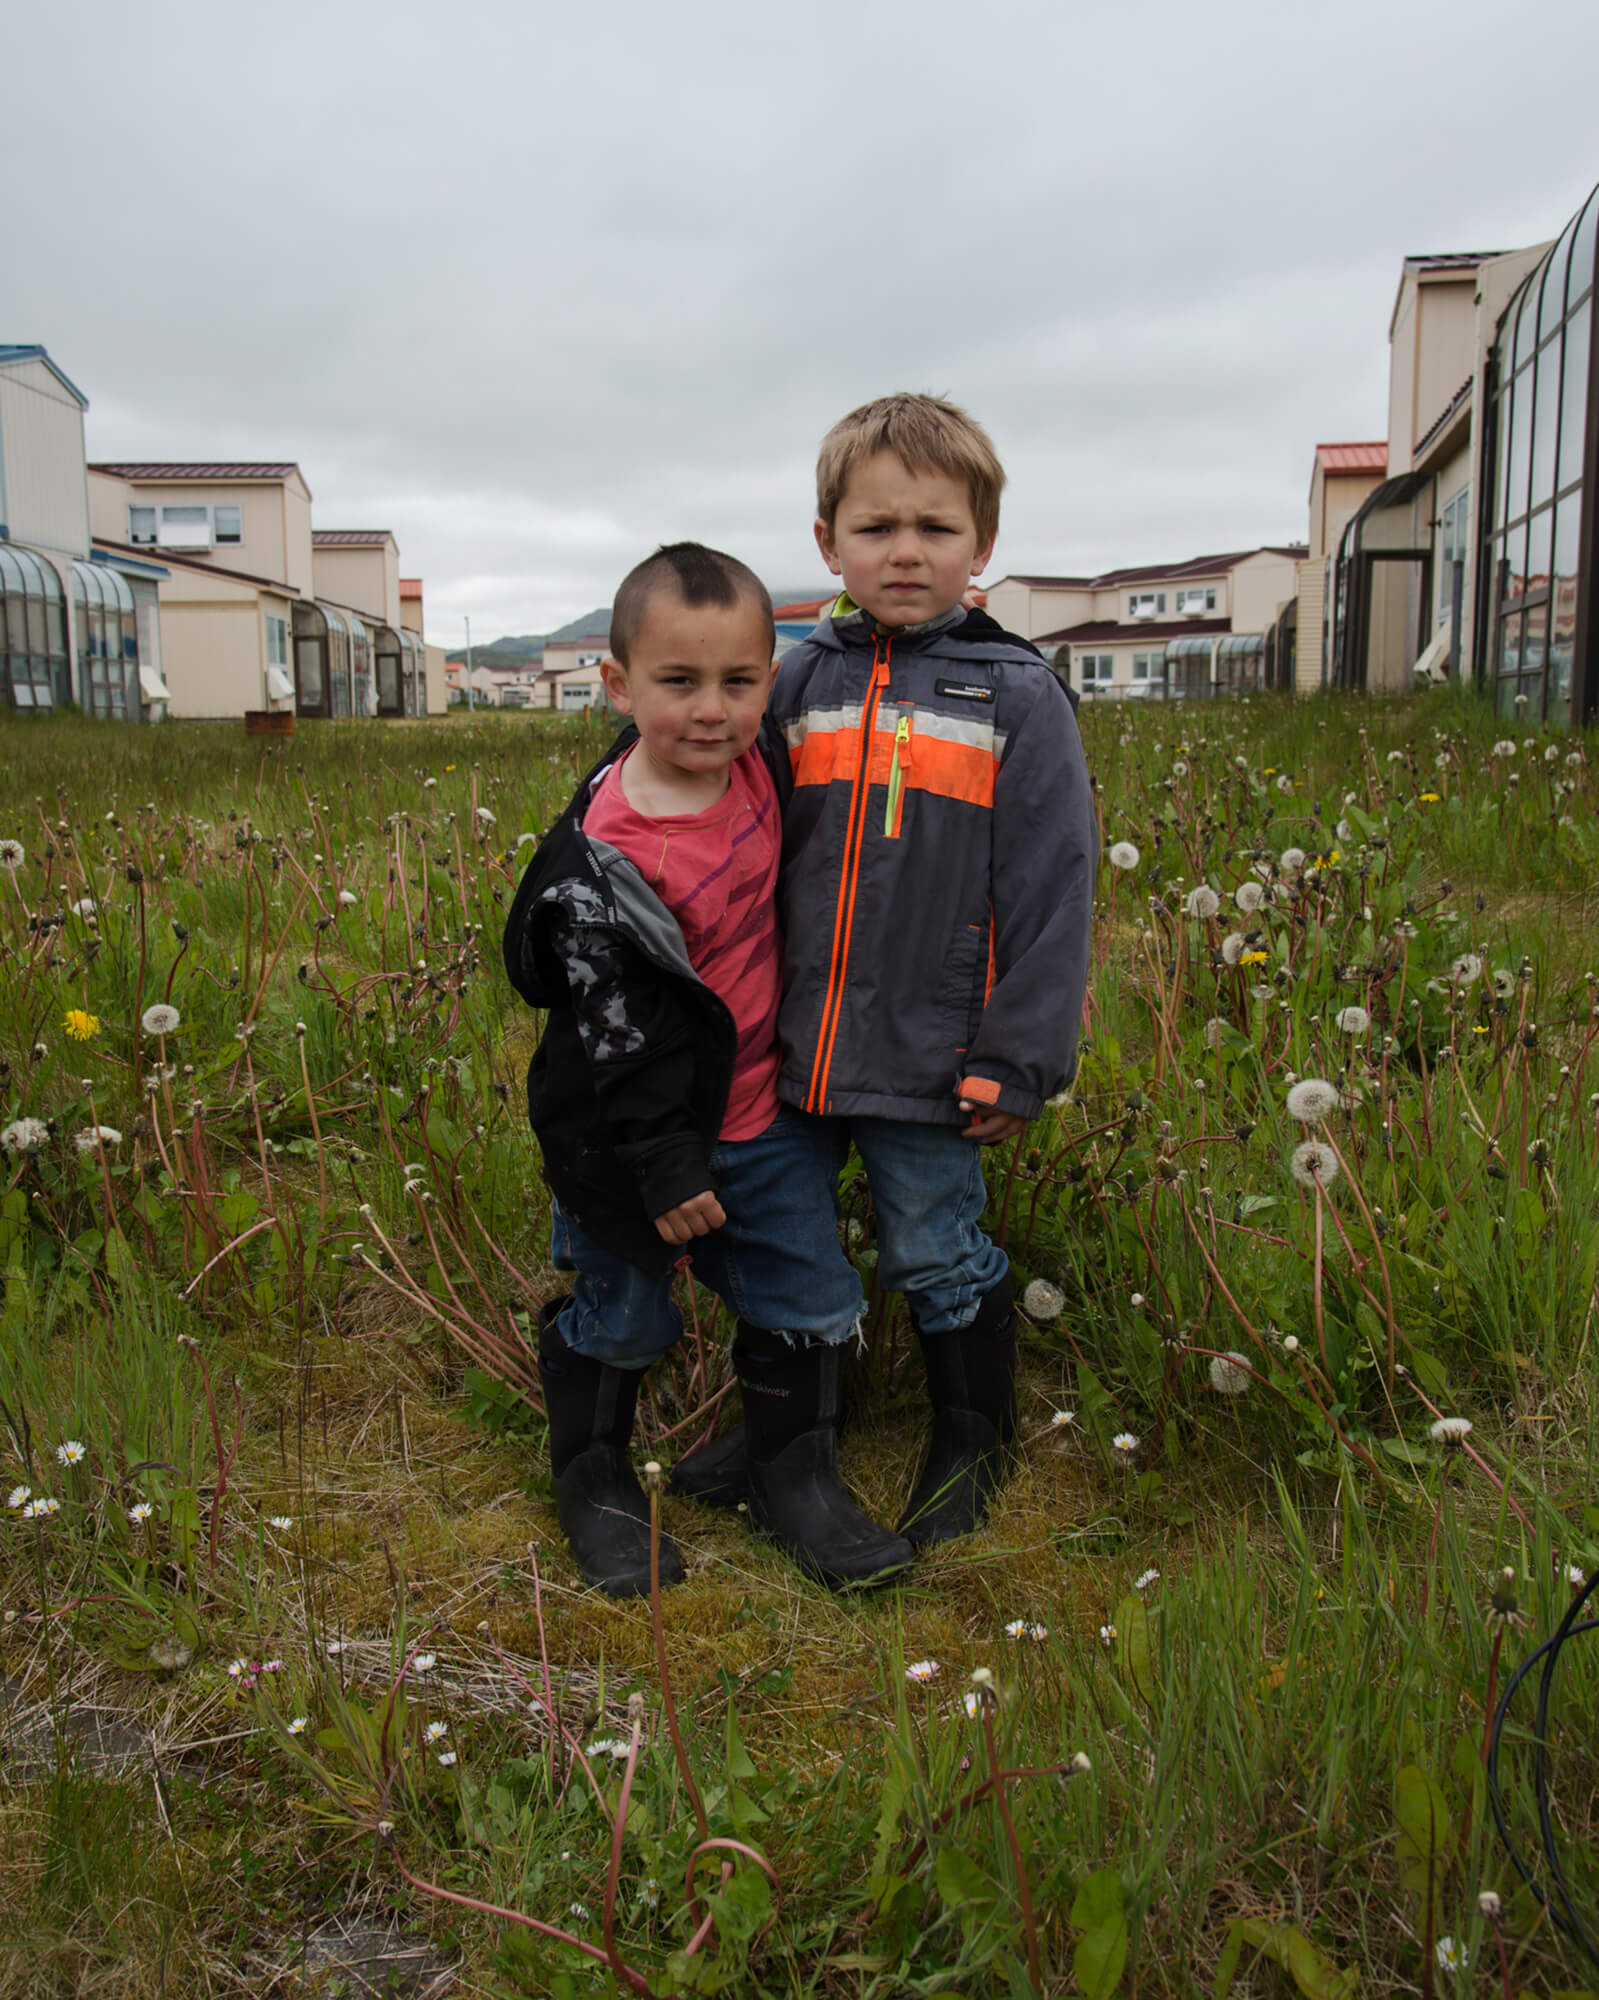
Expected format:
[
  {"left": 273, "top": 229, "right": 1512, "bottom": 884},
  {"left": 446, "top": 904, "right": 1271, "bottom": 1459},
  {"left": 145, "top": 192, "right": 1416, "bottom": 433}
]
[
  {"left": 649, "top": 1474, "right": 707, "bottom": 1843},
  {"left": 982, "top": 1700, "right": 1041, "bottom": 1990}
]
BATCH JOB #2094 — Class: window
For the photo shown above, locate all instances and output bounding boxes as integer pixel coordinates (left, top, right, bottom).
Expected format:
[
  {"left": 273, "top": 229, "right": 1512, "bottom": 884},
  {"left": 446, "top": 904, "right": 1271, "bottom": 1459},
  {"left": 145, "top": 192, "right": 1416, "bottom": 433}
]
[
  {"left": 1131, "top": 650, "right": 1161, "bottom": 690},
  {"left": 1176, "top": 587, "right": 1216, "bottom": 612},
  {"left": 1438, "top": 488, "right": 1469, "bottom": 610},
  {"left": 0, "top": 545, "right": 70, "bottom": 709},
  {"left": 265, "top": 614, "right": 288, "bottom": 667},
  {"left": 561, "top": 681, "right": 596, "bottom": 710},
  {"left": 128, "top": 502, "right": 245, "bottom": 551},
  {"left": 1079, "top": 652, "right": 1114, "bottom": 693},
  {"left": 71, "top": 561, "right": 139, "bottom": 721},
  {"left": 1129, "top": 591, "right": 1166, "bottom": 617}
]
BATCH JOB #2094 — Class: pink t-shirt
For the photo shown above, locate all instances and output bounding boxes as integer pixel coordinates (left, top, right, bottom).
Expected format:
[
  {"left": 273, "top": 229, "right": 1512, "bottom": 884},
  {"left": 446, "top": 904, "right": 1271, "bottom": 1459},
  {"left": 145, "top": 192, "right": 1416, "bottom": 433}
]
[{"left": 583, "top": 747, "right": 781, "bottom": 1142}]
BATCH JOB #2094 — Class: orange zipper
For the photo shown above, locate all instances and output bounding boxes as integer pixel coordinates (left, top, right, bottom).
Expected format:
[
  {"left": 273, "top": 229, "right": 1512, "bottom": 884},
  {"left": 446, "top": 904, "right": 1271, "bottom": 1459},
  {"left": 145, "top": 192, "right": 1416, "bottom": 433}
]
[{"left": 805, "top": 636, "right": 891, "bottom": 1112}]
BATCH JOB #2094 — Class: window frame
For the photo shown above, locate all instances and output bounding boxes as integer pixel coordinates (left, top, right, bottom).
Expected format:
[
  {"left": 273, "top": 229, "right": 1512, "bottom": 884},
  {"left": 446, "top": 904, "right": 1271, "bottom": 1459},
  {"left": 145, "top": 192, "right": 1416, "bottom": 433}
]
[{"left": 128, "top": 501, "right": 245, "bottom": 549}]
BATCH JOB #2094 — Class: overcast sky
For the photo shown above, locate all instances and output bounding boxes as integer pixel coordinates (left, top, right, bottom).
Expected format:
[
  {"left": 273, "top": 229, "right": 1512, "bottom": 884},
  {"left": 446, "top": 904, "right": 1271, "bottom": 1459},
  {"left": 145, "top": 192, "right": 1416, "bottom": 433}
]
[{"left": 9, "top": 0, "right": 1598, "bottom": 644}]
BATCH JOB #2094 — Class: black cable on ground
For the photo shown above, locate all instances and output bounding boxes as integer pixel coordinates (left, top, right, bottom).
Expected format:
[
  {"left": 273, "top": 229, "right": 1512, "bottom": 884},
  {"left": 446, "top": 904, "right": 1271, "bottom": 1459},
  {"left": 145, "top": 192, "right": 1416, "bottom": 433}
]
[{"left": 1485, "top": 1567, "right": 1598, "bottom": 1968}]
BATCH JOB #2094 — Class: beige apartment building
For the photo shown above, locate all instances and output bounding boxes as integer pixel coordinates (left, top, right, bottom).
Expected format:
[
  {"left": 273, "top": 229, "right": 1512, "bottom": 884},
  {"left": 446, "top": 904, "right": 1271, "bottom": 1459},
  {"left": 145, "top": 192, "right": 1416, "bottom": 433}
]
[
  {"left": 1294, "top": 443, "right": 1387, "bottom": 691},
  {"left": 88, "top": 464, "right": 437, "bottom": 720},
  {"left": 986, "top": 547, "right": 1306, "bottom": 700},
  {"left": 1, "top": 345, "right": 172, "bottom": 720}
]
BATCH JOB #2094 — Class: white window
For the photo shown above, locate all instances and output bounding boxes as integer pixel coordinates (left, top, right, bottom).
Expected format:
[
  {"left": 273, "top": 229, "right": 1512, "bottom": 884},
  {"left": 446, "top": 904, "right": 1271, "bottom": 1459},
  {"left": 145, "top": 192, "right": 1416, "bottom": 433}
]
[
  {"left": 1128, "top": 592, "right": 1166, "bottom": 617},
  {"left": 1131, "top": 650, "right": 1162, "bottom": 687},
  {"left": 1079, "top": 652, "right": 1114, "bottom": 693},
  {"left": 128, "top": 502, "right": 244, "bottom": 551},
  {"left": 561, "top": 682, "right": 595, "bottom": 710},
  {"left": 1176, "top": 587, "right": 1216, "bottom": 612},
  {"left": 576, "top": 650, "right": 604, "bottom": 669},
  {"left": 1439, "top": 487, "right": 1469, "bottom": 607},
  {"left": 265, "top": 614, "right": 288, "bottom": 667}
]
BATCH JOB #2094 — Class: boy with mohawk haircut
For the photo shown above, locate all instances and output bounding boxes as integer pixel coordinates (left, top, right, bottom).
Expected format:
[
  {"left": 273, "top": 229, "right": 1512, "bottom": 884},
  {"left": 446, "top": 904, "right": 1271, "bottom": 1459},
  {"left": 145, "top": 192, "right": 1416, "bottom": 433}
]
[{"left": 674, "top": 396, "right": 1096, "bottom": 1547}]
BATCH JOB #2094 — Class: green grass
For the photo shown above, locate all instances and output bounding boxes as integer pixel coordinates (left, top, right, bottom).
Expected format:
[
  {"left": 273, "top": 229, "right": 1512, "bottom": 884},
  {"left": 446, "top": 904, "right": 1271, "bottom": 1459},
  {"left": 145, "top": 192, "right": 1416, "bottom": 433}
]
[{"left": 0, "top": 694, "right": 1596, "bottom": 1997}]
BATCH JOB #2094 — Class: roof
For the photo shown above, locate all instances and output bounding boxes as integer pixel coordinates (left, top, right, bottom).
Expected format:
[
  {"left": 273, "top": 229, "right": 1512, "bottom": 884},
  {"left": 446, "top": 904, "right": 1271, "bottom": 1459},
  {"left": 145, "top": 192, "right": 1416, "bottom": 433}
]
[
  {"left": 0, "top": 344, "right": 89, "bottom": 409},
  {"left": 90, "top": 461, "right": 300, "bottom": 480},
  {"left": 1316, "top": 443, "right": 1387, "bottom": 475},
  {"left": 90, "top": 537, "right": 301, "bottom": 596},
  {"left": 1036, "top": 615, "right": 1232, "bottom": 647},
  {"left": 313, "top": 529, "right": 396, "bottom": 547},
  {"left": 399, "top": 578, "right": 422, "bottom": 599},
  {"left": 1403, "top": 252, "right": 1501, "bottom": 273},
  {"left": 997, "top": 547, "right": 1306, "bottom": 595},
  {"left": 772, "top": 597, "right": 830, "bottom": 619}
]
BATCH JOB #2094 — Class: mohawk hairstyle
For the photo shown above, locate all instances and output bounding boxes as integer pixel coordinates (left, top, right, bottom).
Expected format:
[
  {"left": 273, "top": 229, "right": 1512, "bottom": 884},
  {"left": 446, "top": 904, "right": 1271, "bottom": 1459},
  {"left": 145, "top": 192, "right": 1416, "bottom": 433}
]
[
  {"left": 816, "top": 393, "right": 1006, "bottom": 547},
  {"left": 608, "top": 542, "right": 775, "bottom": 668}
]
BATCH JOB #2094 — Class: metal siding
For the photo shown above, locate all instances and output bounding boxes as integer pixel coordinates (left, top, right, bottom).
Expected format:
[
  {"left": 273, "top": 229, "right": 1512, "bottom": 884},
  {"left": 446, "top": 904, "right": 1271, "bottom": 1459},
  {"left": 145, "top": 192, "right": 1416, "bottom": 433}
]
[{"left": 0, "top": 362, "right": 90, "bottom": 558}]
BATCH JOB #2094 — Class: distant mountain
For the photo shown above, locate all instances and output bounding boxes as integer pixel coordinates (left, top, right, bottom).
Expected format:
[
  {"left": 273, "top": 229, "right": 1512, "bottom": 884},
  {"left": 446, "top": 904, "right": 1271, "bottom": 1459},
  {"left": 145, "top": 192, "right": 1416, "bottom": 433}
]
[
  {"left": 444, "top": 583, "right": 831, "bottom": 663},
  {"left": 445, "top": 633, "right": 545, "bottom": 665}
]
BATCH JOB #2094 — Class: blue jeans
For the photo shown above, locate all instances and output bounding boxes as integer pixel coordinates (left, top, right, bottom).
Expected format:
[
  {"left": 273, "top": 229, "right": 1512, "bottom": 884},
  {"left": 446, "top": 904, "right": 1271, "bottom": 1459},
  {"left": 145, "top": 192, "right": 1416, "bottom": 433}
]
[
  {"left": 812, "top": 1114, "right": 1009, "bottom": 1335},
  {"left": 552, "top": 1107, "right": 865, "bottom": 1368}
]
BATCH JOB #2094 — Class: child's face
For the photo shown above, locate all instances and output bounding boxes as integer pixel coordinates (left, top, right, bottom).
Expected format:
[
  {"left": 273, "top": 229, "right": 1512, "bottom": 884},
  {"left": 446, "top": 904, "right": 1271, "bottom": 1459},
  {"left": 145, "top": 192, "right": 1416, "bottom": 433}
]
[
  {"left": 600, "top": 591, "right": 775, "bottom": 783},
  {"left": 815, "top": 451, "right": 995, "bottom": 629}
]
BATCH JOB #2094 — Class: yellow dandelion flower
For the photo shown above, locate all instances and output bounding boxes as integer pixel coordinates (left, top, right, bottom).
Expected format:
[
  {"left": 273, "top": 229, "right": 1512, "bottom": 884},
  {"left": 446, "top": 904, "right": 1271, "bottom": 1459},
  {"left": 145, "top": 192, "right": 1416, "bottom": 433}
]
[
  {"left": 1240, "top": 949, "right": 1269, "bottom": 967},
  {"left": 1419, "top": 792, "right": 1440, "bottom": 803},
  {"left": 63, "top": 1009, "right": 99, "bottom": 1042}
]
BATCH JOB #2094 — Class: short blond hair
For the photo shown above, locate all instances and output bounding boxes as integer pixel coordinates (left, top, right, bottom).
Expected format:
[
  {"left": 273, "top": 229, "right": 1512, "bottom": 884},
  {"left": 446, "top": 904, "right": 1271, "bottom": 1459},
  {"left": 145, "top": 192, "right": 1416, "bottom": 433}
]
[{"left": 816, "top": 393, "right": 1006, "bottom": 546}]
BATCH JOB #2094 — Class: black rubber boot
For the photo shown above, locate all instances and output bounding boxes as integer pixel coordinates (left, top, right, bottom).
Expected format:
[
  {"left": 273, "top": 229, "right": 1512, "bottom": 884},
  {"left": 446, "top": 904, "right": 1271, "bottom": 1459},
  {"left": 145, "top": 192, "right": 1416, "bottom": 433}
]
[
  {"left": 897, "top": 1273, "right": 1018, "bottom": 1548},
  {"left": 538, "top": 1301, "right": 684, "bottom": 1598},
  {"left": 668, "top": 1423, "right": 750, "bottom": 1508},
  {"left": 735, "top": 1324, "right": 912, "bottom": 1591}
]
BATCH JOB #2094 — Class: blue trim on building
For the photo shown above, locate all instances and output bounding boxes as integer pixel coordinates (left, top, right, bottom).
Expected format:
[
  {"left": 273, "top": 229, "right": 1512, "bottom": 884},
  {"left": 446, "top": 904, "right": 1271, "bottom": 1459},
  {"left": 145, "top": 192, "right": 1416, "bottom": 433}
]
[
  {"left": 0, "top": 345, "right": 90, "bottom": 410},
  {"left": 91, "top": 546, "right": 171, "bottom": 580}
]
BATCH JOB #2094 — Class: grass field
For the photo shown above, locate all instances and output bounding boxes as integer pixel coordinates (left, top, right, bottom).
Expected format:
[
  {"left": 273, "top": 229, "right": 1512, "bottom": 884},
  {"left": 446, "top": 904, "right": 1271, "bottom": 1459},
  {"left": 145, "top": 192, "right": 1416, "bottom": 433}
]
[{"left": 1, "top": 690, "right": 1596, "bottom": 1999}]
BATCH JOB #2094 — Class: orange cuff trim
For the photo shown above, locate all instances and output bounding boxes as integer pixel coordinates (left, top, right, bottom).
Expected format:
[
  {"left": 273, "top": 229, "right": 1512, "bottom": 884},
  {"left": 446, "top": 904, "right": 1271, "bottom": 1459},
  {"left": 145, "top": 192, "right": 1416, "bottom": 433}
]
[{"left": 957, "top": 1075, "right": 1002, "bottom": 1106}]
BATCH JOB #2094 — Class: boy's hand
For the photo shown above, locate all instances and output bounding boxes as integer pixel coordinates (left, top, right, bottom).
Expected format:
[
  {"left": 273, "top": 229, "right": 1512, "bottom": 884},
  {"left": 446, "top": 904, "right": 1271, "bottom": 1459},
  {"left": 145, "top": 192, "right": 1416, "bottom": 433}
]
[
  {"left": 653, "top": 1190, "right": 727, "bottom": 1244},
  {"left": 958, "top": 1101, "right": 1029, "bottom": 1144}
]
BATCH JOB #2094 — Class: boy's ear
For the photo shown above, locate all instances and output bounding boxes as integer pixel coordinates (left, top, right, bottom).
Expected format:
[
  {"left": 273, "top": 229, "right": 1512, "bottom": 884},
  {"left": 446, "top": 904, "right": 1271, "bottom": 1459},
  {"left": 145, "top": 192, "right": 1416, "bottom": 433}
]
[
  {"left": 599, "top": 657, "right": 633, "bottom": 713},
  {"left": 813, "top": 517, "right": 843, "bottom": 577},
  {"left": 970, "top": 534, "right": 996, "bottom": 577}
]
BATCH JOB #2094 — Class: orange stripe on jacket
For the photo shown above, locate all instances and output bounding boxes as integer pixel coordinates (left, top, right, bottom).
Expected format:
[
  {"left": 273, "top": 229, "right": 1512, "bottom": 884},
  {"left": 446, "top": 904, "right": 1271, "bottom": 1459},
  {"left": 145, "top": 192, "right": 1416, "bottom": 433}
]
[{"left": 792, "top": 731, "right": 997, "bottom": 810}]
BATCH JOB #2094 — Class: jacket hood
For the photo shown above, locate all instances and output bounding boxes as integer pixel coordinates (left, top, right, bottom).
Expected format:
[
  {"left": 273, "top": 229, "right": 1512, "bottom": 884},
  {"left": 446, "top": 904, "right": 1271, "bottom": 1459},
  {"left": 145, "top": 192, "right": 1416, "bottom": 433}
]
[{"left": 810, "top": 602, "right": 1048, "bottom": 665}]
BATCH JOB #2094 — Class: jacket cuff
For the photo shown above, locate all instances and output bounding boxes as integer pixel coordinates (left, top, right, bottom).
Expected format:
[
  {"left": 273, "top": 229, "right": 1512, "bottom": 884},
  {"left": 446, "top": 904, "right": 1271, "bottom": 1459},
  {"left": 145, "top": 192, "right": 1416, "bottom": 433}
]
[
  {"left": 630, "top": 1137, "right": 717, "bottom": 1223},
  {"left": 956, "top": 1072, "right": 1042, "bottom": 1123}
]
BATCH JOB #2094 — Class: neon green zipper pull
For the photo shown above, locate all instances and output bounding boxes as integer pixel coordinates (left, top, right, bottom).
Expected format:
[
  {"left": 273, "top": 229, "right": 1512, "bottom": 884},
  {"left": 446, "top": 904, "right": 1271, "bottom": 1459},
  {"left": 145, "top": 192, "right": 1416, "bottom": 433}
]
[{"left": 884, "top": 712, "right": 913, "bottom": 836}]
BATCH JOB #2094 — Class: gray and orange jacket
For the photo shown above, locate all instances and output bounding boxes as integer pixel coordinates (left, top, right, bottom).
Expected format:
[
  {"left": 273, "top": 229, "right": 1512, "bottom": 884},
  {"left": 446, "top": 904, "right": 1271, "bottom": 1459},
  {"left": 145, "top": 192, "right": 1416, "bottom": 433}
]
[{"left": 768, "top": 602, "right": 1097, "bottom": 1128}]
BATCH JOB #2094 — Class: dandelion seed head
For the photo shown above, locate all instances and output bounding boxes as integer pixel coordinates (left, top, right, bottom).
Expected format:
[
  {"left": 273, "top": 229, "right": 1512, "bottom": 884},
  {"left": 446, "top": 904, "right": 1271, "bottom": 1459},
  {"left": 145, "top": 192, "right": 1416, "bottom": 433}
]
[
  {"left": 1335, "top": 1005, "right": 1370, "bottom": 1034},
  {"left": 1290, "top": 1140, "right": 1339, "bottom": 1189},
  {"left": 1220, "top": 931, "right": 1246, "bottom": 966},
  {"left": 1477, "top": 1890, "right": 1501, "bottom": 1920},
  {"left": 141, "top": 1004, "right": 180, "bottom": 1036},
  {"left": 74, "top": 1126, "right": 122, "bottom": 1154},
  {"left": 1184, "top": 885, "right": 1220, "bottom": 920},
  {"left": 0, "top": 839, "right": 24, "bottom": 867},
  {"left": 1286, "top": 1078, "right": 1340, "bottom": 1123},
  {"left": 1022, "top": 1279, "right": 1064, "bottom": 1321},
  {"left": 1107, "top": 841, "right": 1140, "bottom": 871},
  {"left": 1, "top": 1118, "right": 49, "bottom": 1157},
  {"left": 1234, "top": 881, "right": 1265, "bottom": 914},
  {"left": 1208, "top": 1352, "right": 1252, "bottom": 1395},
  {"left": 1430, "top": 1416, "right": 1473, "bottom": 1448},
  {"left": 1279, "top": 847, "right": 1306, "bottom": 874},
  {"left": 338, "top": 889, "right": 358, "bottom": 906}
]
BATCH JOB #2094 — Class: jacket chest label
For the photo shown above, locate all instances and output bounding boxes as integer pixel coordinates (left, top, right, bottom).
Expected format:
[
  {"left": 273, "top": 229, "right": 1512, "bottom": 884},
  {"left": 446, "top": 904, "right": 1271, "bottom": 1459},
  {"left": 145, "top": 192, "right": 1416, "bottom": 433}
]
[{"left": 934, "top": 678, "right": 994, "bottom": 703}]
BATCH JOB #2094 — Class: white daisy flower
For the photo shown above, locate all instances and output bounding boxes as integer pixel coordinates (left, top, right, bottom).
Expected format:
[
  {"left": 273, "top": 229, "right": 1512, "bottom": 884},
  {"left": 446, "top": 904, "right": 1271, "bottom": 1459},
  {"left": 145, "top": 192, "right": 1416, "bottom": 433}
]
[
  {"left": 288, "top": 1715, "right": 309, "bottom": 1735},
  {"left": 1111, "top": 1432, "right": 1139, "bottom": 1456},
  {"left": 23, "top": 1496, "right": 61, "bottom": 1518},
  {"left": 638, "top": 1878, "right": 662, "bottom": 1907},
  {"left": 8, "top": 1485, "right": 32, "bottom": 1510},
  {"left": 963, "top": 1689, "right": 983, "bottom": 1717},
  {"left": 904, "top": 1660, "right": 941, "bottom": 1683},
  {"left": 55, "top": 1440, "right": 87, "bottom": 1467},
  {"left": 1208, "top": 1352, "right": 1252, "bottom": 1396},
  {"left": 424, "top": 1721, "right": 449, "bottom": 1743},
  {"left": 128, "top": 1500, "right": 153, "bottom": 1524},
  {"left": 1099, "top": 1624, "right": 1118, "bottom": 1645},
  {"left": 140, "top": 1004, "right": 180, "bottom": 1036},
  {"left": 585, "top": 1737, "right": 631, "bottom": 1760},
  {"left": 1107, "top": 841, "right": 1140, "bottom": 871},
  {"left": 1050, "top": 1409, "right": 1076, "bottom": 1428},
  {"left": 1435, "top": 1937, "right": 1467, "bottom": 1974},
  {"left": 1565, "top": 1564, "right": 1585, "bottom": 1585},
  {"left": 1133, "top": 1568, "right": 1160, "bottom": 1591},
  {"left": 1005, "top": 1619, "right": 1049, "bottom": 1641},
  {"left": 226, "top": 1657, "right": 252, "bottom": 1678},
  {"left": 410, "top": 1652, "right": 437, "bottom": 1673}
]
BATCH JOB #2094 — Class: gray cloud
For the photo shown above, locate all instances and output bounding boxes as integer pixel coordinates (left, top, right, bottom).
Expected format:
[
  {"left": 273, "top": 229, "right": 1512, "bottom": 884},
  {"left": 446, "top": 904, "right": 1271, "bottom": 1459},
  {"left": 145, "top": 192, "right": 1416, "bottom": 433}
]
[{"left": 7, "top": 0, "right": 1597, "bottom": 640}]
